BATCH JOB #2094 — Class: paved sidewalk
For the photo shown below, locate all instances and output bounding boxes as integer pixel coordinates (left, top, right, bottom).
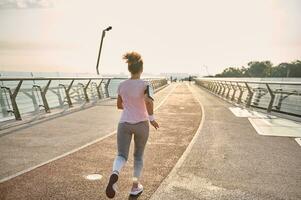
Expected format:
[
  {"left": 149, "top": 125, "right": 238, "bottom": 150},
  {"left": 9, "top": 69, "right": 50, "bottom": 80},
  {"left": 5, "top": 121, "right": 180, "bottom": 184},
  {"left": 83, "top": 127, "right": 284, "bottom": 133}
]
[
  {"left": 0, "top": 83, "right": 202, "bottom": 200},
  {"left": 150, "top": 84, "right": 301, "bottom": 200}
]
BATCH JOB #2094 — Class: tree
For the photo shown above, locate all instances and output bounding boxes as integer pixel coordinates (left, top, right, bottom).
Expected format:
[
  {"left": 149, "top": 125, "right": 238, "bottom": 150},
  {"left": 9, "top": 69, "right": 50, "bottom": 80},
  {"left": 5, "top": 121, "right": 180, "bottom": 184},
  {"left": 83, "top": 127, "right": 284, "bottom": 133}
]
[
  {"left": 214, "top": 60, "right": 301, "bottom": 78},
  {"left": 271, "top": 60, "right": 301, "bottom": 77},
  {"left": 288, "top": 60, "right": 301, "bottom": 77},
  {"left": 246, "top": 61, "right": 272, "bottom": 77},
  {"left": 271, "top": 63, "right": 290, "bottom": 77},
  {"left": 240, "top": 66, "right": 250, "bottom": 77},
  {"left": 215, "top": 67, "right": 243, "bottom": 77}
]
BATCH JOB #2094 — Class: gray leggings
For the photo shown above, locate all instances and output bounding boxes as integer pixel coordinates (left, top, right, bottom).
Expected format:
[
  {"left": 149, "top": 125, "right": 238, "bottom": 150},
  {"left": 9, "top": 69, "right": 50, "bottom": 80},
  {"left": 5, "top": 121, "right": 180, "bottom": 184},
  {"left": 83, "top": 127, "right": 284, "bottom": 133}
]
[{"left": 113, "top": 121, "right": 149, "bottom": 178}]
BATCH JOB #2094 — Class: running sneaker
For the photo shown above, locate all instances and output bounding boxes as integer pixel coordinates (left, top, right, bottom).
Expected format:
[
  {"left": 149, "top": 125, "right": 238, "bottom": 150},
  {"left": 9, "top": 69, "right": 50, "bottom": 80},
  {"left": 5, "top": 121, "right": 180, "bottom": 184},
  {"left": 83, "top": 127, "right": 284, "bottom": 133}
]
[
  {"left": 106, "top": 173, "right": 119, "bottom": 198},
  {"left": 129, "top": 183, "right": 143, "bottom": 196}
]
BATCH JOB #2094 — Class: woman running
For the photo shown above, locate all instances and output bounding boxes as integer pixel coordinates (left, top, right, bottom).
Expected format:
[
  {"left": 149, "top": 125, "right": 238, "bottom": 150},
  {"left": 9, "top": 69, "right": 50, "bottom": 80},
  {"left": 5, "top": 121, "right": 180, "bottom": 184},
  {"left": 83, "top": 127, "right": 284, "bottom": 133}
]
[{"left": 106, "top": 51, "right": 159, "bottom": 198}]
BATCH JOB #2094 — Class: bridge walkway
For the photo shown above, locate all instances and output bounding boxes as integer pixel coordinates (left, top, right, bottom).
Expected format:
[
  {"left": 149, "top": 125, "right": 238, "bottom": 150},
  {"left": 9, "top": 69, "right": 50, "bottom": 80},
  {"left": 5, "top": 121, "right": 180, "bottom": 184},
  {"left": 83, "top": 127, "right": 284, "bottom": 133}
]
[{"left": 1, "top": 83, "right": 301, "bottom": 200}]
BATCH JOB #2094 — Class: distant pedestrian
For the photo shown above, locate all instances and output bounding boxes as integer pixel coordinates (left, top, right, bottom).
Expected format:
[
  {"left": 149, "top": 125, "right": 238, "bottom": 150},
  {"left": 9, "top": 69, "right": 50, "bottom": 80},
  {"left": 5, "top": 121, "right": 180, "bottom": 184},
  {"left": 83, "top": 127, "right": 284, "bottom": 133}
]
[{"left": 105, "top": 51, "right": 159, "bottom": 198}]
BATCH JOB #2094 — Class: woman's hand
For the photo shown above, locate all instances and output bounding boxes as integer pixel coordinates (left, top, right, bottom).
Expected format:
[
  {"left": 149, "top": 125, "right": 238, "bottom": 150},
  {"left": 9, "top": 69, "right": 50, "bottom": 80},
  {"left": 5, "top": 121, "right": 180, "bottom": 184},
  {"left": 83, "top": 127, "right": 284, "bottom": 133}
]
[{"left": 150, "top": 120, "right": 159, "bottom": 130}]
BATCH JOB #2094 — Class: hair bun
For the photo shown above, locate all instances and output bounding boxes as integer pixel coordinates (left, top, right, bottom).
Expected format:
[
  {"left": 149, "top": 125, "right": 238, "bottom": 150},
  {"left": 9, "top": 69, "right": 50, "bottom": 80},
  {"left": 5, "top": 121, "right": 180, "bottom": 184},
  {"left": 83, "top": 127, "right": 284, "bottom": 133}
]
[{"left": 123, "top": 51, "right": 141, "bottom": 64}]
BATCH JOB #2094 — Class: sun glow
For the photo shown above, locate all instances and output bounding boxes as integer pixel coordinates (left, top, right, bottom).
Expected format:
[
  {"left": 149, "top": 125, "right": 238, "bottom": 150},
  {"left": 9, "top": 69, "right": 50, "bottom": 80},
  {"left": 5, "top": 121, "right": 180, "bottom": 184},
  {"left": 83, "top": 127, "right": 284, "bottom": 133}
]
[{"left": 0, "top": 0, "right": 300, "bottom": 75}]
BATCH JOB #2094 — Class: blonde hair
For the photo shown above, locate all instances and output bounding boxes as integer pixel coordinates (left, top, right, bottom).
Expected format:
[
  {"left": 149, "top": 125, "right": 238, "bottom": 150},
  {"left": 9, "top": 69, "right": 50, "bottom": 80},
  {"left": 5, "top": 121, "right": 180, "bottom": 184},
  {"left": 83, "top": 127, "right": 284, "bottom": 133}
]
[{"left": 123, "top": 51, "right": 143, "bottom": 74}]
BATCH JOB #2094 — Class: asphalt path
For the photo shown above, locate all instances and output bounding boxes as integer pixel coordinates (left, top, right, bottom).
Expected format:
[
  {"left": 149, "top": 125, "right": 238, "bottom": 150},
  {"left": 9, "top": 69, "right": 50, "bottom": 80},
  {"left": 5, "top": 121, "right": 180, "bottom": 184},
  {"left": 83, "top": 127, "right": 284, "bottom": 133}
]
[{"left": 150, "top": 84, "right": 301, "bottom": 200}]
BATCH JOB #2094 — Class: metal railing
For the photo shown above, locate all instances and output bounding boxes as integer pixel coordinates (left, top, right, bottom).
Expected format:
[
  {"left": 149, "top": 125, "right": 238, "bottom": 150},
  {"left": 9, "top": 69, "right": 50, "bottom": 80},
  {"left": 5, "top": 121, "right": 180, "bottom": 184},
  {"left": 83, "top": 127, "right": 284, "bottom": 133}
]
[
  {"left": 0, "top": 77, "right": 168, "bottom": 121},
  {"left": 194, "top": 78, "right": 301, "bottom": 117}
]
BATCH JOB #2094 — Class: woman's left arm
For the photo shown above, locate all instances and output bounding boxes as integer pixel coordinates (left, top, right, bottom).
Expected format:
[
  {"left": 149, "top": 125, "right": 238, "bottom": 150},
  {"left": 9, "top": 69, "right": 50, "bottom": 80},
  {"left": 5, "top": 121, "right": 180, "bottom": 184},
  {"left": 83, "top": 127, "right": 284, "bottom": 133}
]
[{"left": 145, "top": 96, "right": 159, "bottom": 129}]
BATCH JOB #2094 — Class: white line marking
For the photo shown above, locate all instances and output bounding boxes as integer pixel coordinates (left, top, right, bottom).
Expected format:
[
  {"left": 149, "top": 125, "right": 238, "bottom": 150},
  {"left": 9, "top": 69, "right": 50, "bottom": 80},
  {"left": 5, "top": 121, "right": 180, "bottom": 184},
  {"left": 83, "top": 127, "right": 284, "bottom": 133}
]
[
  {"left": 150, "top": 83, "right": 205, "bottom": 200},
  {"left": 0, "top": 83, "right": 176, "bottom": 183},
  {"left": 154, "top": 83, "right": 177, "bottom": 110},
  {"left": 295, "top": 138, "right": 301, "bottom": 147},
  {"left": 85, "top": 174, "right": 103, "bottom": 181}
]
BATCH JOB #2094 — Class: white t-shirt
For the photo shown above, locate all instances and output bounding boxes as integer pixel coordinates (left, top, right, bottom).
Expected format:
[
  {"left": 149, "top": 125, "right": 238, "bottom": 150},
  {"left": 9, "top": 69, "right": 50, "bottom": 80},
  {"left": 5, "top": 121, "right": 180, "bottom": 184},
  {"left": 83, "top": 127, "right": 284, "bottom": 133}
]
[{"left": 117, "top": 79, "right": 149, "bottom": 124}]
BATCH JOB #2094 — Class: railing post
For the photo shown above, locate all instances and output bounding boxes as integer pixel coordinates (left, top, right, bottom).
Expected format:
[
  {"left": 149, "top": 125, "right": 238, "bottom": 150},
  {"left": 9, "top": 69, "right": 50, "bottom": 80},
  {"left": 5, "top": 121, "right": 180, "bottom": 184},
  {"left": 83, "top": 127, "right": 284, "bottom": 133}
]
[
  {"left": 83, "top": 79, "right": 91, "bottom": 102},
  {"left": 214, "top": 82, "right": 219, "bottom": 93},
  {"left": 221, "top": 82, "right": 227, "bottom": 97},
  {"left": 150, "top": 80, "right": 155, "bottom": 90},
  {"left": 6, "top": 80, "right": 23, "bottom": 120},
  {"left": 225, "top": 82, "right": 231, "bottom": 99},
  {"left": 211, "top": 81, "right": 215, "bottom": 92},
  {"left": 59, "top": 79, "right": 74, "bottom": 107},
  {"left": 210, "top": 82, "right": 215, "bottom": 91},
  {"left": 230, "top": 82, "right": 237, "bottom": 101},
  {"left": 216, "top": 82, "right": 220, "bottom": 94},
  {"left": 104, "top": 79, "right": 111, "bottom": 98},
  {"left": 237, "top": 83, "right": 243, "bottom": 104},
  {"left": 275, "top": 89, "right": 289, "bottom": 111},
  {"left": 208, "top": 81, "right": 212, "bottom": 91},
  {"left": 207, "top": 81, "right": 210, "bottom": 90},
  {"left": 218, "top": 82, "right": 223, "bottom": 95},
  {"left": 215, "top": 81, "right": 219, "bottom": 93},
  {"left": 266, "top": 83, "right": 275, "bottom": 113},
  {"left": 151, "top": 80, "right": 157, "bottom": 89},
  {"left": 96, "top": 79, "right": 104, "bottom": 99},
  {"left": 245, "top": 82, "right": 253, "bottom": 108},
  {"left": 0, "top": 88, "right": 7, "bottom": 117},
  {"left": 208, "top": 81, "right": 211, "bottom": 90},
  {"left": 42, "top": 80, "right": 51, "bottom": 113},
  {"left": 276, "top": 90, "right": 282, "bottom": 111},
  {"left": 33, "top": 80, "right": 51, "bottom": 113}
]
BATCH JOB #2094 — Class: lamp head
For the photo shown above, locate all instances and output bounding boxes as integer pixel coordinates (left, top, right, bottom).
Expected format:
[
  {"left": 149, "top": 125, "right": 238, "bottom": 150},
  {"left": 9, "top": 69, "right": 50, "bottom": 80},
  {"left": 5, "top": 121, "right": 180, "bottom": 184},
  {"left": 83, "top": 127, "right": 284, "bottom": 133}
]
[{"left": 105, "top": 26, "right": 112, "bottom": 31}]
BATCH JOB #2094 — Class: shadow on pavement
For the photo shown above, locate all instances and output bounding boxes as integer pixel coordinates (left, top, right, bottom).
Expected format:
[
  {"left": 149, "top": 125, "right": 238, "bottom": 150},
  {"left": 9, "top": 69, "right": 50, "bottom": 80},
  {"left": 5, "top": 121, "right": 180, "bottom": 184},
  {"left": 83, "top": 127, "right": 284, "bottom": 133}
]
[{"left": 128, "top": 192, "right": 143, "bottom": 200}]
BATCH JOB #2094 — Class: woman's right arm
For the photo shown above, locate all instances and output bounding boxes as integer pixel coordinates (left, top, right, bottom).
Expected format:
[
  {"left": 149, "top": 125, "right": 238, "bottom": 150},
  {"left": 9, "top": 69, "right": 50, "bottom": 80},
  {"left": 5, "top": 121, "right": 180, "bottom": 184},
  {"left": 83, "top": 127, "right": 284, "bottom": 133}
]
[{"left": 117, "top": 95, "right": 123, "bottom": 110}]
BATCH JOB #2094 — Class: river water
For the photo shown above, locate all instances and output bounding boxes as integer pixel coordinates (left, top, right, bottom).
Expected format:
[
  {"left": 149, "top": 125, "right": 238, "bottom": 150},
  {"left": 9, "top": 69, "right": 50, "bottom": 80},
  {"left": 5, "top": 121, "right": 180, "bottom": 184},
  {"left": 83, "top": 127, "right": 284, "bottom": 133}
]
[
  {"left": 197, "top": 77, "right": 301, "bottom": 117},
  {"left": 0, "top": 71, "right": 124, "bottom": 122}
]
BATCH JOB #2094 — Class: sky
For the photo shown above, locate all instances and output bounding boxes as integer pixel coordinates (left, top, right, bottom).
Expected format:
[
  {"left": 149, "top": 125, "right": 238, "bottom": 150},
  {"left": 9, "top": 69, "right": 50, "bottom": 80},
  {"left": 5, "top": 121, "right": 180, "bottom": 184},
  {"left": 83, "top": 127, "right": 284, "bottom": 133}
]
[{"left": 0, "top": 0, "right": 300, "bottom": 76}]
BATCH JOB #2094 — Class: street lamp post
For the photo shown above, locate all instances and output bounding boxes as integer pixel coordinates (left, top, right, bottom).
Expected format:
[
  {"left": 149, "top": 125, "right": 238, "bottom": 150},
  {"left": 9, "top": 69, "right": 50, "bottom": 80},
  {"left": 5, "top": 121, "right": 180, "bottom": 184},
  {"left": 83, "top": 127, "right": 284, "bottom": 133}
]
[{"left": 96, "top": 26, "right": 112, "bottom": 75}]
